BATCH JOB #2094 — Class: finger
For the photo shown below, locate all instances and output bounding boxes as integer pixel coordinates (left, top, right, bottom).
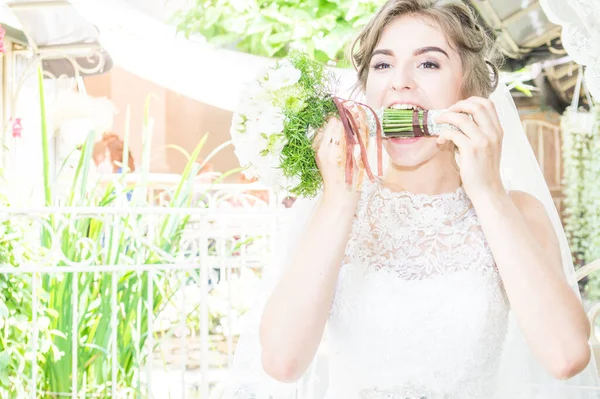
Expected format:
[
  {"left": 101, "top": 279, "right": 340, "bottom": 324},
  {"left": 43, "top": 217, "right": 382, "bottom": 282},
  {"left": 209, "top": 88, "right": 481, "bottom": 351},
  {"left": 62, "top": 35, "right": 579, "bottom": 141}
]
[
  {"left": 311, "top": 124, "right": 325, "bottom": 151},
  {"left": 353, "top": 104, "right": 368, "bottom": 134},
  {"left": 434, "top": 111, "right": 482, "bottom": 142},
  {"left": 436, "top": 129, "right": 470, "bottom": 151},
  {"left": 330, "top": 118, "right": 344, "bottom": 146},
  {"left": 325, "top": 121, "right": 345, "bottom": 165},
  {"left": 448, "top": 97, "right": 502, "bottom": 140},
  {"left": 345, "top": 104, "right": 365, "bottom": 143},
  {"left": 313, "top": 117, "right": 335, "bottom": 152},
  {"left": 343, "top": 99, "right": 361, "bottom": 111}
]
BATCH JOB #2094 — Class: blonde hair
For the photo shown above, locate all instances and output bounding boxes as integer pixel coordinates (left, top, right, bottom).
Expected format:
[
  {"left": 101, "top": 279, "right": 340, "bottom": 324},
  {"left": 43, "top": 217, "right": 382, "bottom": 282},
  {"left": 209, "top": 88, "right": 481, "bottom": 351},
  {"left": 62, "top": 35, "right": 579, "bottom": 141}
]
[{"left": 350, "top": 0, "right": 501, "bottom": 98}]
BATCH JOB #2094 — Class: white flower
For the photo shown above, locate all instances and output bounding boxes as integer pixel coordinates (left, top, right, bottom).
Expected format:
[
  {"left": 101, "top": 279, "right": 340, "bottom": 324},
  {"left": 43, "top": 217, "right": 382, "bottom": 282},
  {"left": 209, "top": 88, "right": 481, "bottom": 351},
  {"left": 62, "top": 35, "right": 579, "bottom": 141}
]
[
  {"left": 271, "top": 134, "right": 287, "bottom": 153},
  {"left": 229, "top": 59, "right": 307, "bottom": 194},
  {"left": 233, "top": 135, "right": 263, "bottom": 166},
  {"left": 264, "top": 63, "right": 302, "bottom": 91},
  {"left": 230, "top": 113, "right": 247, "bottom": 136},
  {"left": 256, "top": 110, "right": 285, "bottom": 135},
  {"left": 242, "top": 164, "right": 260, "bottom": 180},
  {"left": 237, "top": 81, "right": 273, "bottom": 117},
  {"left": 286, "top": 174, "right": 302, "bottom": 189}
]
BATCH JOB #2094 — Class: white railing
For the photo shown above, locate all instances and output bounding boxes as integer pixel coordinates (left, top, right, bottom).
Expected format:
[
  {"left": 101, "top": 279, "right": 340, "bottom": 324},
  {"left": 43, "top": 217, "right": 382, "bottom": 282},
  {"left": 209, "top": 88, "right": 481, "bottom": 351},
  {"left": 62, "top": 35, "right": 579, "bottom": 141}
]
[{"left": 0, "top": 194, "right": 291, "bottom": 398}]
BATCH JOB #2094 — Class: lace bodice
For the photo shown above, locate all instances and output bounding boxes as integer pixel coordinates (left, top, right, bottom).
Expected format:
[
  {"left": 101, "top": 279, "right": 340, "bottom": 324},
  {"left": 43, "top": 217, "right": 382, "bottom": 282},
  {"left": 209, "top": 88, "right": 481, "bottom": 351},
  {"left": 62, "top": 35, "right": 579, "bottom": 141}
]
[{"left": 326, "top": 179, "right": 510, "bottom": 399}]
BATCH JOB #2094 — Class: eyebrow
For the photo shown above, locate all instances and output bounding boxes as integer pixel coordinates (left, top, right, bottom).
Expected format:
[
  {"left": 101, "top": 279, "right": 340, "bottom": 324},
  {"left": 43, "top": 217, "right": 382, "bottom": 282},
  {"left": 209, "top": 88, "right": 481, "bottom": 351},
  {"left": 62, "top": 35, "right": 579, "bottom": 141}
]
[
  {"left": 371, "top": 46, "right": 450, "bottom": 59},
  {"left": 414, "top": 46, "right": 449, "bottom": 58}
]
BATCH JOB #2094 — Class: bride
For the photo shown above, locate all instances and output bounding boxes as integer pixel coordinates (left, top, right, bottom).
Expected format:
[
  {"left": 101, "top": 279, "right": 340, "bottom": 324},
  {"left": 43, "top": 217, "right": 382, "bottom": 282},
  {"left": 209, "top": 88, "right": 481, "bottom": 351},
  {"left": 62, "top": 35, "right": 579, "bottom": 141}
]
[{"left": 225, "top": 0, "right": 599, "bottom": 398}]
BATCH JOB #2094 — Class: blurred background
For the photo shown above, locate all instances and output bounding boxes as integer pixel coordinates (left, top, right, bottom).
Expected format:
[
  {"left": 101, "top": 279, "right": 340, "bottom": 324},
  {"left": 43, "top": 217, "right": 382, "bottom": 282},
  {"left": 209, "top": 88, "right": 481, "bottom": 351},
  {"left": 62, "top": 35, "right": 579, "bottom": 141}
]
[{"left": 0, "top": 0, "right": 598, "bottom": 398}]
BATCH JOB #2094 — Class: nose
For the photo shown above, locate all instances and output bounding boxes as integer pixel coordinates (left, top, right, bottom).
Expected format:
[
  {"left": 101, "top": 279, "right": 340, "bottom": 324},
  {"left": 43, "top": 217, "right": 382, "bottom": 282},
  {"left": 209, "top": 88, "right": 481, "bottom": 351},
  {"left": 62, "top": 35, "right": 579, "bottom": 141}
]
[{"left": 391, "top": 66, "right": 415, "bottom": 92}]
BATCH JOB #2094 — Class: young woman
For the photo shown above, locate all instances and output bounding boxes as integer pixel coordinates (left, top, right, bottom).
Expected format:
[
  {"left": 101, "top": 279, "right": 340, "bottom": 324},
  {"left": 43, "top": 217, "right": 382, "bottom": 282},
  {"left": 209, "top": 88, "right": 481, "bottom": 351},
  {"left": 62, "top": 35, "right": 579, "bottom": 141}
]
[{"left": 227, "top": 1, "right": 597, "bottom": 398}]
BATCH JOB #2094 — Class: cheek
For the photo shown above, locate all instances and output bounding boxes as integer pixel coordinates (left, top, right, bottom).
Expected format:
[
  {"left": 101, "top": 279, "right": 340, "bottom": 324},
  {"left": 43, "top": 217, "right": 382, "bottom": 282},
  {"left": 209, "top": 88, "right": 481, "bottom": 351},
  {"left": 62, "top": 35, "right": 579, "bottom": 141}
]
[
  {"left": 365, "top": 75, "right": 386, "bottom": 108},
  {"left": 417, "top": 68, "right": 464, "bottom": 109}
]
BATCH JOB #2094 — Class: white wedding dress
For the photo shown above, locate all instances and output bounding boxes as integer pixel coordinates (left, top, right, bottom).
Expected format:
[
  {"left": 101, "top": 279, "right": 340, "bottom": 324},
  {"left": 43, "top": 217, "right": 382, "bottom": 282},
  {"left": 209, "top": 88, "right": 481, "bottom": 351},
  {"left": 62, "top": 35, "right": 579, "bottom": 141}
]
[
  {"left": 225, "top": 84, "right": 600, "bottom": 399},
  {"left": 324, "top": 178, "right": 510, "bottom": 399}
]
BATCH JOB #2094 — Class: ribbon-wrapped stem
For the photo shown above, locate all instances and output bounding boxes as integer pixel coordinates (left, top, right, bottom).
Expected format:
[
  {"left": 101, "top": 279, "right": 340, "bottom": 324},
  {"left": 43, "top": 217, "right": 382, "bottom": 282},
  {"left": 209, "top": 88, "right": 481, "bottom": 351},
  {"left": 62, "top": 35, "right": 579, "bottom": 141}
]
[
  {"left": 331, "top": 97, "right": 383, "bottom": 187},
  {"left": 366, "top": 108, "right": 461, "bottom": 138}
]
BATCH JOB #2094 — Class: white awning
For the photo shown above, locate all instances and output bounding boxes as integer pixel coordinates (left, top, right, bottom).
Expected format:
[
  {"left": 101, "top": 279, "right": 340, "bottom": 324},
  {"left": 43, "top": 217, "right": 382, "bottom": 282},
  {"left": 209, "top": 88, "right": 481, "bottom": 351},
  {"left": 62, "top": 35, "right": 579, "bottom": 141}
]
[
  {"left": 69, "top": 0, "right": 358, "bottom": 112},
  {"left": 1, "top": 0, "right": 113, "bottom": 77}
]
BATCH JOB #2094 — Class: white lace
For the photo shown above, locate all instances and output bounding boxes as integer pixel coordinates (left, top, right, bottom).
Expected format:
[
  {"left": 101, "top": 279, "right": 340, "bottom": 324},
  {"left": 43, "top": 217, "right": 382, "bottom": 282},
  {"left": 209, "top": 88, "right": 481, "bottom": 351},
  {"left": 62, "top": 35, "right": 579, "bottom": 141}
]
[
  {"left": 327, "top": 179, "right": 510, "bottom": 399},
  {"left": 343, "top": 179, "right": 497, "bottom": 280},
  {"left": 224, "top": 83, "right": 600, "bottom": 399}
]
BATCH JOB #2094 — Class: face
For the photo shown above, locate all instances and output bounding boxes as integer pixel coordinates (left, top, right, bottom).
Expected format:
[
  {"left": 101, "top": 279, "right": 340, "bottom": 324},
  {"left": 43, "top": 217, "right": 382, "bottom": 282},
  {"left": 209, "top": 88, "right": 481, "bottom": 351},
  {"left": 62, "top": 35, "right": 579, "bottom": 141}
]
[{"left": 365, "top": 15, "right": 464, "bottom": 167}]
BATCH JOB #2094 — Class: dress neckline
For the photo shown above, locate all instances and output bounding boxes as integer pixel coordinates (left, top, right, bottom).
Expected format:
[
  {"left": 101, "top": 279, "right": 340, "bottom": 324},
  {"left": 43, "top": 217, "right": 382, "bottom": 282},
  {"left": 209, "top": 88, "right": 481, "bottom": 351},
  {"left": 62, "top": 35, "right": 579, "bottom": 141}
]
[
  {"left": 373, "top": 177, "right": 467, "bottom": 200},
  {"left": 364, "top": 178, "right": 473, "bottom": 225}
]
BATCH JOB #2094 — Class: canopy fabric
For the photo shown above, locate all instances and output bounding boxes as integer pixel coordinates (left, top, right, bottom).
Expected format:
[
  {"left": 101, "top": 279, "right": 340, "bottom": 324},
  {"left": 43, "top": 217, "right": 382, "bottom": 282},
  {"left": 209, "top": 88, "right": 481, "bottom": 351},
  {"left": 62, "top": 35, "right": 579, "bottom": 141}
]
[{"left": 0, "top": 0, "right": 113, "bottom": 77}]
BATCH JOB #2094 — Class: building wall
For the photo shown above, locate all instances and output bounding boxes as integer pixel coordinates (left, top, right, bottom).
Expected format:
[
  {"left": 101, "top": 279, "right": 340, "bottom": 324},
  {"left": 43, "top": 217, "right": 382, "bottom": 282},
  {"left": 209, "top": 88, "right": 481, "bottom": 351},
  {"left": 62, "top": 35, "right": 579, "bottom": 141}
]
[{"left": 84, "top": 67, "right": 240, "bottom": 178}]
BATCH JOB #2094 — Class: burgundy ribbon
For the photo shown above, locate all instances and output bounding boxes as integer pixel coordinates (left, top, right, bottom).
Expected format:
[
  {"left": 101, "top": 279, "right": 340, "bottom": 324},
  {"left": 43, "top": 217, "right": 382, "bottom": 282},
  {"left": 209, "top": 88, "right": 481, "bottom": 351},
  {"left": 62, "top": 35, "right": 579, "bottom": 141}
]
[
  {"left": 423, "top": 110, "right": 430, "bottom": 136},
  {"left": 412, "top": 110, "right": 423, "bottom": 137},
  {"left": 412, "top": 109, "right": 431, "bottom": 137},
  {"left": 331, "top": 97, "right": 383, "bottom": 187}
]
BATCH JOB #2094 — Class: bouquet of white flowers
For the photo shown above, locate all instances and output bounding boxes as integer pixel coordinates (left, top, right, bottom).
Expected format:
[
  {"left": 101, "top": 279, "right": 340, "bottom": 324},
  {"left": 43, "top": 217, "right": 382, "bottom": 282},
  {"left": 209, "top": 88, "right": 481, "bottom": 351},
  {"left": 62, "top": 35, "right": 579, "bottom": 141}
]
[{"left": 230, "top": 52, "right": 453, "bottom": 198}]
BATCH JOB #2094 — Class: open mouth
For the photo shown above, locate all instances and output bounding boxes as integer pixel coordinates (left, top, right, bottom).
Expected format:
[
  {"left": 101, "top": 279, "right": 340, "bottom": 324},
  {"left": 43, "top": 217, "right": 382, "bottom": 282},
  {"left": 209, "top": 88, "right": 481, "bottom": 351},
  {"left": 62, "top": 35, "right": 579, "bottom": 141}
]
[
  {"left": 387, "top": 103, "right": 425, "bottom": 112},
  {"left": 379, "top": 104, "right": 435, "bottom": 139}
]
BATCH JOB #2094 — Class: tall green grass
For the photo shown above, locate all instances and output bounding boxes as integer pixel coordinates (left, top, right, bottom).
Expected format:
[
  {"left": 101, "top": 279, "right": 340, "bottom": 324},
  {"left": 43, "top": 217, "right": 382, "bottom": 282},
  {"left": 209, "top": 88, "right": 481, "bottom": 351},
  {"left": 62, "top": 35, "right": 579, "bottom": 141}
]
[{"left": 4, "top": 66, "right": 239, "bottom": 398}]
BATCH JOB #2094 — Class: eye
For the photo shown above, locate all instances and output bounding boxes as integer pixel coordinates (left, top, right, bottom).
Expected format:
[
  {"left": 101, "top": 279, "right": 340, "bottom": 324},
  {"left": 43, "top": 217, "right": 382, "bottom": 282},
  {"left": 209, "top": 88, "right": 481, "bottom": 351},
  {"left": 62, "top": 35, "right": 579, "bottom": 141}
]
[
  {"left": 419, "top": 61, "right": 439, "bottom": 69},
  {"left": 372, "top": 62, "right": 392, "bottom": 70}
]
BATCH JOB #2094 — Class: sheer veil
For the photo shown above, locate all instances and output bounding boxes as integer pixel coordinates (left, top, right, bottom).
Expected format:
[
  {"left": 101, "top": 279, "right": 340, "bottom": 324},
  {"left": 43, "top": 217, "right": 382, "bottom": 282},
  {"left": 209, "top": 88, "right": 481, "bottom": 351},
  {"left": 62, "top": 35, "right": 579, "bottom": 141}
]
[
  {"left": 490, "top": 83, "right": 599, "bottom": 398},
  {"left": 222, "top": 83, "right": 600, "bottom": 398}
]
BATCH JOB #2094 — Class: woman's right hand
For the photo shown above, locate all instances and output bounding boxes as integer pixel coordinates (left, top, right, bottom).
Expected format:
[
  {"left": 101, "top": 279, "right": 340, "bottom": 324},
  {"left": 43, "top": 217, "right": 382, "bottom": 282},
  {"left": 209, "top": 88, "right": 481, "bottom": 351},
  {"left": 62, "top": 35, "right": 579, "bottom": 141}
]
[{"left": 312, "top": 102, "right": 367, "bottom": 205}]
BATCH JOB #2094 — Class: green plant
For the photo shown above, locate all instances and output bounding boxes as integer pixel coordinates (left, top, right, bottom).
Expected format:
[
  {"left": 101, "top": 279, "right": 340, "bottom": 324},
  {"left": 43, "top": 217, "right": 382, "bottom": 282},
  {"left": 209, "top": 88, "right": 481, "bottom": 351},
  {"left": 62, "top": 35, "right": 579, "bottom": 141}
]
[
  {"left": 173, "top": 0, "right": 381, "bottom": 64},
  {"left": 561, "top": 106, "right": 600, "bottom": 298},
  {"left": 0, "top": 66, "right": 240, "bottom": 398},
  {"left": 0, "top": 191, "right": 61, "bottom": 398}
]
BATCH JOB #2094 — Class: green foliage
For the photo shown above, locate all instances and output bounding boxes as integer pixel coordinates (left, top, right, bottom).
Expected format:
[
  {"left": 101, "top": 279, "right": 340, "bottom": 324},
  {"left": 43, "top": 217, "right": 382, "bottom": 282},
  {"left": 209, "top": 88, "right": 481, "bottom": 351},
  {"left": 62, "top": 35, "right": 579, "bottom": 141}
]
[
  {"left": 0, "top": 73, "right": 239, "bottom": 397},
  {"left": 561, "top": 106, "right": 600, "bottom": 298},
  {"left": 0, "top": 193, "right": 58, "bottom": 398},
  {"left": 280, "top": 52, "right": 338, "bottom": 197},
  {"left": 173, "top": 0, "right": 382, "bottom": 64}
]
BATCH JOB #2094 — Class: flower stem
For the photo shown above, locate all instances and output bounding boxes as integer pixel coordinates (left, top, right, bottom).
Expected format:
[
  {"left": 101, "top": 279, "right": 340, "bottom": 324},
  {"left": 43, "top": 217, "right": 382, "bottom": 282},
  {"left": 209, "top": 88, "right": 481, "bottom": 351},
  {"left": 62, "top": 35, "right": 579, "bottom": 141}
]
[{"left": 382, "top": 109, "right": 426, "bottom": 136}]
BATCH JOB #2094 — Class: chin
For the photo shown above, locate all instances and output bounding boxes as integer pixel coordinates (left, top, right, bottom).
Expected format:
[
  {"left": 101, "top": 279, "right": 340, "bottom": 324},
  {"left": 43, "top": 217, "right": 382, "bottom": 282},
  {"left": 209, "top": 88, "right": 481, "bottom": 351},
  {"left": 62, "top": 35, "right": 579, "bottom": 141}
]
[{"left": 383, "top": 137, "right": 441, "bottom": 168}]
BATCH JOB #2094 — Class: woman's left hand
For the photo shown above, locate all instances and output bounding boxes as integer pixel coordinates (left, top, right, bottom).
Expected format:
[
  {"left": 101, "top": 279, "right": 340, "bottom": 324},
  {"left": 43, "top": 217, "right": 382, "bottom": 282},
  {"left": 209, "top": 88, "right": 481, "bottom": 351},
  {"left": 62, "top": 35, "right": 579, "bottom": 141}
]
[{"left": 434, "top": 96, "right": 505, "bottom": 199}]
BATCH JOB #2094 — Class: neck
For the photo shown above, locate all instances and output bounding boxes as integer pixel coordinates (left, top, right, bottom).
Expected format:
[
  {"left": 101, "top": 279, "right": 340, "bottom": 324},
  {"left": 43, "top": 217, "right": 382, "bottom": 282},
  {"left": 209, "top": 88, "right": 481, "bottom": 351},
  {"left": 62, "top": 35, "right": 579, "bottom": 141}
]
[{"left": 382, "top": 152, "right": 461, "bottom": 195}]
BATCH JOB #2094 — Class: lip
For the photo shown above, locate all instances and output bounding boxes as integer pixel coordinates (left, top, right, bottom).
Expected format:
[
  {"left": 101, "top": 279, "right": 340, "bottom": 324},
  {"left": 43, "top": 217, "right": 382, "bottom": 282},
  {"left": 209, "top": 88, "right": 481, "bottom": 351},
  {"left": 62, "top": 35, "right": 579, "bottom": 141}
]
[{"left": 389, "top": 137, "right": 423, "bottom": 145}]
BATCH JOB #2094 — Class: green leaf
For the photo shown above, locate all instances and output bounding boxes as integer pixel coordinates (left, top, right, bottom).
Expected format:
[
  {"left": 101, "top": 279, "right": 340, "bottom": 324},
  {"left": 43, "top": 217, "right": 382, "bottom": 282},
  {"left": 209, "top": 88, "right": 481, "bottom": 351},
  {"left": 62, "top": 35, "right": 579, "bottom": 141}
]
[
  {"left": 203, "top": 6, "right": 227, "bottom": 29},
  {"left": 268, "top": 31, "right": 292, "bottom": 44},
  {"left": 316, "top": 0, "right": 338, "bottom": 18},
  {"left": 0, "top": 352, "right": 9, "bottom": 368},
  {"left": 174, "top": 0, "right": 381, "bottom": 61},
  {"left": 246, "top": 17, "right": 272, "bottom": 35},
  {"left": 0, "top": 302, "right": 9, "bottom": 318}
]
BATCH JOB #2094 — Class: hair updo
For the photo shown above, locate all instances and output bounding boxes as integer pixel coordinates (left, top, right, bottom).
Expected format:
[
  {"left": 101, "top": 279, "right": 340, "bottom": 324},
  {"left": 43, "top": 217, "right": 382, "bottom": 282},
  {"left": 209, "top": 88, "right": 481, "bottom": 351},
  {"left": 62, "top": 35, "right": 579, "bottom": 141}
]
[{"left": 350, "top": 0, "right": 501, "bottom": 98}]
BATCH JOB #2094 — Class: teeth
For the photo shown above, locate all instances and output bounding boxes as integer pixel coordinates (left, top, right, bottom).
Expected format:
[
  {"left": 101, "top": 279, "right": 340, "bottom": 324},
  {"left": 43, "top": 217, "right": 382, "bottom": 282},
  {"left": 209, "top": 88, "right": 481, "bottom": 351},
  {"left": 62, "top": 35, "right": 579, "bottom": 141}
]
[{"left": 389, "top": 104, "right": 423, "bottom": 111}]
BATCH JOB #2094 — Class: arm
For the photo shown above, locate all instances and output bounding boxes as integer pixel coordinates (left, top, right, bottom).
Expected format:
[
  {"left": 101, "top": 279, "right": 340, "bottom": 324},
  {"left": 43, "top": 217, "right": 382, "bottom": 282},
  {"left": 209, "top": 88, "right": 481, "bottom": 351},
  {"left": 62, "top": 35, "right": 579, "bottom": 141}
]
[
  {"left": 436, "top": 96, "right": 591, "bottom": 380},
  {"left": 471, "top": 189, "right": 591, "bottom": 380},
  {"left": 259, "top": 193, "right": 358, "bottom": 382},
  {"left": 259, "top": 114, "right": 363, "bottom": 383}
]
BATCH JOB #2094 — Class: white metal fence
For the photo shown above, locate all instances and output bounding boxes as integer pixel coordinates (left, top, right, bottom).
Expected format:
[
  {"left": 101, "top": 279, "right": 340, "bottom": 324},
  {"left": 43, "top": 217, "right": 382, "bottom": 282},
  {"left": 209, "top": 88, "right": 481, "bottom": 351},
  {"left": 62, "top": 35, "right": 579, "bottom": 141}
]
[{"left": 0, "top": 185, "right": 291, "bottom": 399}]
